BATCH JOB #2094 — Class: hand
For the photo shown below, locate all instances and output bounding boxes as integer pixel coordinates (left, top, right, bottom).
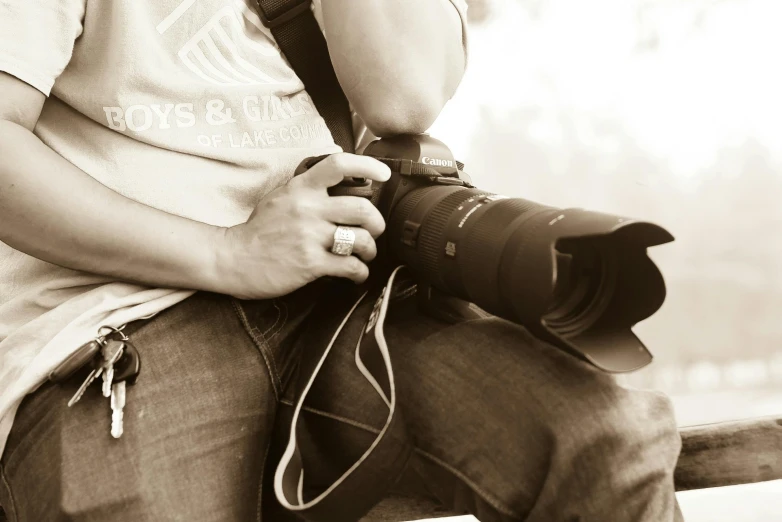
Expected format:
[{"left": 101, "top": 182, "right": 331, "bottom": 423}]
[{"left": 217, "top": 153, "right": 391, "bottom": 300}]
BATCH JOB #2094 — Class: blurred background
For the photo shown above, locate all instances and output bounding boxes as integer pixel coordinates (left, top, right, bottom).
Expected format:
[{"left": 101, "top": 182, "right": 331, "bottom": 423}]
[{"left": 423, "top": 0, "right": 782, "bottom": 520}]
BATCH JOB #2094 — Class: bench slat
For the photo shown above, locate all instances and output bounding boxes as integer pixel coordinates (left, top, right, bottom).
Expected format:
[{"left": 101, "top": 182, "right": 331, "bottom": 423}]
[{"left": 674, "top": 415, "right": 782, "bottom": 491}]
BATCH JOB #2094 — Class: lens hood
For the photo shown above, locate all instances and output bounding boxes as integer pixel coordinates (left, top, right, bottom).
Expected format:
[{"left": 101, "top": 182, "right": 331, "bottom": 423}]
[{"left": 499, "top": 209, "right": 674, "bottom": 372}]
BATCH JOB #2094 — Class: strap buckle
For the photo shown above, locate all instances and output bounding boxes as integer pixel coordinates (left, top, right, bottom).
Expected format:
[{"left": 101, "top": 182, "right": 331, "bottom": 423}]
[{"left": 257, "top": 0, "right": 312, "bottom": 29}]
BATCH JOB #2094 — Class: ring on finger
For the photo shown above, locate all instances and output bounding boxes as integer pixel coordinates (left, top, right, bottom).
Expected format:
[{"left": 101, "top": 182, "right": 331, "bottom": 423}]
[{"left": 331, "top": 225, "right": 356, "bottom": 256}]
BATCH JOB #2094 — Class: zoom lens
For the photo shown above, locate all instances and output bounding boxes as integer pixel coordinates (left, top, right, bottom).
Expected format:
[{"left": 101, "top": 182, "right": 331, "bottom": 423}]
[
  {"left": 360, "top": 133, "right": 673, "bottom": 372},
  {"left": 386, "top": 186, "right": 672, "bottom": 372}
]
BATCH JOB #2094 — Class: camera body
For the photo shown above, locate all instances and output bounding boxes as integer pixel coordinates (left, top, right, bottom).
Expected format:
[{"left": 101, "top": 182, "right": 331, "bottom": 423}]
[
  {"left": 361, "top": 133, "right": 473, "bottom": 214},
  {"left": 300, "top": 134, "right": 675, "bottom": 373}
]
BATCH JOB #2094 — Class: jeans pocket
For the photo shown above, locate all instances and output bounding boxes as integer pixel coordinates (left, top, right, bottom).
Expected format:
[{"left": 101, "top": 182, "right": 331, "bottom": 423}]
[
  {"left": 232, "top": 283, "right": 327, "bottom": 401},
  {"left": 232, "top": 298, "right": 285, "bottom": 399}
]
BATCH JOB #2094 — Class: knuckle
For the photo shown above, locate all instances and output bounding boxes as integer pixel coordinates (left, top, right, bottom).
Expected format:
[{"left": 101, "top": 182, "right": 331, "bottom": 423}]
[
  {"left": 326, "top": 152, "right": 352, "bottom": 173},
  {"left": 291, "top": 199, "right": 317, "bottom": 221}
]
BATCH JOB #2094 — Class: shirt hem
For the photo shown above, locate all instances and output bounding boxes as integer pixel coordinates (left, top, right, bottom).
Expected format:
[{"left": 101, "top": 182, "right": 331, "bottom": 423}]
[{"left": 0, "top": 57, "right": 56, "bottom": 96}]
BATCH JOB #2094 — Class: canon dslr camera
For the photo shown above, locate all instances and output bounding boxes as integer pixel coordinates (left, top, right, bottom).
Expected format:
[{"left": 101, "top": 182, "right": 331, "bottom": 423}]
[{"left": 298, "top": 134, "right": 674, "bottom": 373}]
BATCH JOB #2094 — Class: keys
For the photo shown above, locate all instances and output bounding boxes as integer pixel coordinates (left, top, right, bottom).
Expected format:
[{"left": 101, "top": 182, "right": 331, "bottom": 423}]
[
  {"left": 60, "top": 324, "right": 142, "bottom": 439},
  {"left": 68, "top": 362, "right": 104, "bottom": 407},
  {"left": 108, "top": 342, "right": 141, "bottom": 439},
  {"left": 111, "top": 381, "right": 126, "bottom": 438},
  {"left": 49, "top": 339, "right": 102, "bottom": 383},
  {"left": 68, "top": 339, "right": 122, "bottom": 407},
  {"left": 101, "top": 339, "right": 125, "bottom": 398}
]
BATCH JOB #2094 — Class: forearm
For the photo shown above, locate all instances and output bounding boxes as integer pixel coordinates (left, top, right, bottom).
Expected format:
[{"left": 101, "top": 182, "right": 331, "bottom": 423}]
[
  {"left": 321, "top": 0, "right": 465, "bottom": 136},
  {"left": 0, "top": 121, "right": 227, "bottom": 293}
]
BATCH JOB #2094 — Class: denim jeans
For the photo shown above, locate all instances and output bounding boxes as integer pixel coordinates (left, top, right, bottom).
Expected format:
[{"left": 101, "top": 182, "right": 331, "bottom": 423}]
[{"left": 0, "top": 281, "right": 684, "bottom": 522}]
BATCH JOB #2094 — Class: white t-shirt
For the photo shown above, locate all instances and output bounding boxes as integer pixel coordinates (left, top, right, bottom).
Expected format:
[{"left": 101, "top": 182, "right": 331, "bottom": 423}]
[{"left": 0, "top": 0, "right": 468, "bottom": 457}]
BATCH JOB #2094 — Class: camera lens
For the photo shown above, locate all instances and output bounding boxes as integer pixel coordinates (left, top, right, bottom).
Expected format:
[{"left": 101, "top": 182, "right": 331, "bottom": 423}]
[
  {"left": 363, "top": 134, "right": 673, "bottom": 372},
  {"left": 543, "top": 241, "right": 616, "bottom": 338}
]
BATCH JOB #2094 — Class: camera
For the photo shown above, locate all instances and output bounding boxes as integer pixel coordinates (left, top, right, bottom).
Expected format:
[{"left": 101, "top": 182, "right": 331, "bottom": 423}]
[{"left": 301, "top": 134, "right": 674, "bottom": 373}]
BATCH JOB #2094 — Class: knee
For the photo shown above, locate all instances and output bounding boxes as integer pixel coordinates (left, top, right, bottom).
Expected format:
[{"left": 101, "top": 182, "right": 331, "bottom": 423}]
[
  {"left": 553, "top": 382, "right": 682, "bottom": 476},
  {"left": 614, "top": 387, "right": 681, "bottom": 459}
]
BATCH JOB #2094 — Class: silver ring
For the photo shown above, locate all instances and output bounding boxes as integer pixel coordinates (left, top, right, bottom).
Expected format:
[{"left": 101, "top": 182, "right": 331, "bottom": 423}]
[{"left": 331, "top": 225, "right": 356, "bottom": 256}]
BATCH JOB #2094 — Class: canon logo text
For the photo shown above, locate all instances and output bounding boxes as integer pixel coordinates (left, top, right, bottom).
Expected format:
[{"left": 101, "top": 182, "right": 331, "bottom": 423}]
[{"left": 422, "top": 156, "right": 454, "bottom": 167}]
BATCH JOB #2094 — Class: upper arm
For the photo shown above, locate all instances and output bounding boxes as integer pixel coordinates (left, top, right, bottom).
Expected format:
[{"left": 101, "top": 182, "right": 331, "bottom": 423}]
[
  {"left": 0, "top": 0, "right": 86, "bottom": 132},
  {"left": 320, "top": 0, "right": 468, "bottom": 137},
  {"left": 0, "top": 72, "right": 46, "bottom": 132}
]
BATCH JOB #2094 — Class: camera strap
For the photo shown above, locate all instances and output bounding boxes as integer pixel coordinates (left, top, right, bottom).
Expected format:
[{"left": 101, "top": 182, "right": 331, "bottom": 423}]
[
  {"left": 256, "top": 0, "right": 355, "bottom": 153},
  {"left": 273, "top": 266, "right": 416, "bottom": 522}
]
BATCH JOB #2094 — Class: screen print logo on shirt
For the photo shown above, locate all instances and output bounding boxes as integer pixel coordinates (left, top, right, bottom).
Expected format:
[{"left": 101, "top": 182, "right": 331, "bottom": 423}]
[
  {"left": 156, "top": 0, "right": 294, "bottom": 86},
  {"left": 101, "top": 0, "right": 331, "bottom": 149}
]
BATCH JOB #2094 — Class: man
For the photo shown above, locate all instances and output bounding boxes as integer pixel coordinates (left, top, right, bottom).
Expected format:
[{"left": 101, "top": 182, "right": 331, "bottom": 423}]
[{"left": 0, "top": 0, "right": 683, "bottom": 520}]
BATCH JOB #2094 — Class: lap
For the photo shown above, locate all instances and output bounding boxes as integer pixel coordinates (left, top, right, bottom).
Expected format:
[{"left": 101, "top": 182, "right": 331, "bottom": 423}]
[
  {"left": 271, "top": 284, "right": 681, "bottom": 521},
  {"left": 0, "top": 281, "right": 681, "bottom": 522}
]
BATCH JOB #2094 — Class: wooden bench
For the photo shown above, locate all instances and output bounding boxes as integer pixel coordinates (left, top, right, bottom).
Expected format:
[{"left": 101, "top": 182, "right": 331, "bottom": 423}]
[{"left": 1, "top": 416, "right": 779, "bottom": 521}]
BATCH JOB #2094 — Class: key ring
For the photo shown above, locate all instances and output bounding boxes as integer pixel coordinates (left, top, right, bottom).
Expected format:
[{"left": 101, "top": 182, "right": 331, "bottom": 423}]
[{"left": 98, "top": 324, "right": 129, "bottom": 341}]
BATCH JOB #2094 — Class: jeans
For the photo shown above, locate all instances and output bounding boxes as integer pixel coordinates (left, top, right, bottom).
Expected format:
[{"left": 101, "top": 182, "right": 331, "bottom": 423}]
[{"left": 0, "top": 281, "right": 684, "bottom": 522}]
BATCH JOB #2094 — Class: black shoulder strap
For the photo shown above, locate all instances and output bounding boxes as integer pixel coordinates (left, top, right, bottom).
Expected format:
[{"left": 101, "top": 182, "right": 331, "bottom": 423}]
[{"left": 256, "top": 0, "right": 356, "bottom": 153}]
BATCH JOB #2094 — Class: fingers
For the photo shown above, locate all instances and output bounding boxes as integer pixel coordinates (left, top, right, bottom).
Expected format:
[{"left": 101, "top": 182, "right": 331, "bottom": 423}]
[
  {"left": 278, "top": 152, "right": 390, "bottom": 286},
  {"left": 291, "top": 153, "right": 391, "bottom": 191},
  {"left": 323, "top": 225, "right": 377, "bottom": 262},
  {"left": 322, "top": 196, "right": 386, "bottom": 238},
  {"left": 312, "top": 224, "right": 375, "bottom": 284},
  {"left": 319, "top": 252, "right": 370, "bottom": 285}
]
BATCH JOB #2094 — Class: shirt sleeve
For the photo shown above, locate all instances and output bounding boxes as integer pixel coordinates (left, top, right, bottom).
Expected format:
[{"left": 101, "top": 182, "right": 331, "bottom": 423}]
[{"left": 0, "top": 0, "right": 87, "bottom": 95}]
